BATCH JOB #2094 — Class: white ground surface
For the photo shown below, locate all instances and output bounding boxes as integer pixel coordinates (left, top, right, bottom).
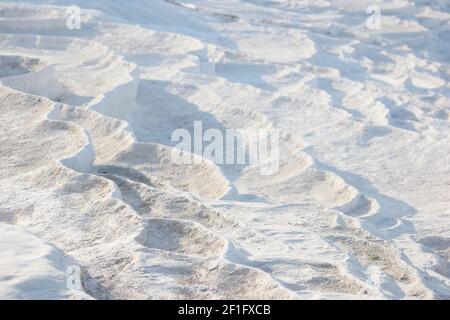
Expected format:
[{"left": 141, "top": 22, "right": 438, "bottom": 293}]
[{"left": 0, "top": 0, "right": 449, "bottom": 299}]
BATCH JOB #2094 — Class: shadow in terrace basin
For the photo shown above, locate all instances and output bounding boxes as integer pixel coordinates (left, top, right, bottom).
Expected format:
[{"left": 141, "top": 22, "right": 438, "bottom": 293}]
[
  {"left": 0, "top": 55, "right": 40, "bottom": 78},
  {"left": 306, "top": 42, "right": 369, "bottom": 84},
  {"left": 311, "top": 157, "right": 418, "bottom": 240},
  {"left": 130, "top": 79, "right": 248, "bottom": 182},
  {"left": 56, "top": 93, "right": 95, "bottom": 107},
  {"left": 214, "top": 63, "right": 277, "bottom": 92},
  {"left": 132, "top": 79, "right": 229, "bottom": 146},
  {"left": 311, "top": 77, "right": 366, "bottom": 119}
]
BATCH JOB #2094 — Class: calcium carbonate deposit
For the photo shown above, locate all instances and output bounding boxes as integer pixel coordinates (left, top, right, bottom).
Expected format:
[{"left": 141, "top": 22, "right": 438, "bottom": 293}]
[{"left": 0, "top": 0, "right": 449, "bottom": 299}]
